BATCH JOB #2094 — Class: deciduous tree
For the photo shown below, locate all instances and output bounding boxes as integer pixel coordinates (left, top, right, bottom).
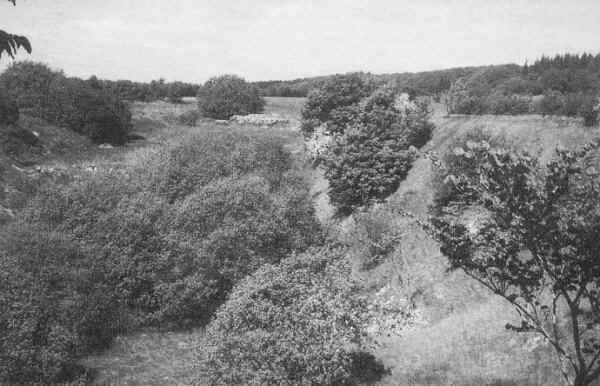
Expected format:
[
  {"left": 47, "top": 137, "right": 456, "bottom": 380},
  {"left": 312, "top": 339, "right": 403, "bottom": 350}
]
[
  {"left": 1, "top": 1, "right": 32, "bottom": 59},
  {"left": 432, "top": 139, "right": 600, "bottom": 386}
]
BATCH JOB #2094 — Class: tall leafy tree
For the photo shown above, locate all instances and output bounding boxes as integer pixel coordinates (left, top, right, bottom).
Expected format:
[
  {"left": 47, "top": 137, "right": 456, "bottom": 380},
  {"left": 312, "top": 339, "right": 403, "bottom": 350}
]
[
  {"left": 431, "top": 139, "right": 600, "bottom": 386},
  {"left": 1, "top": 0, "right": 31, "bottom": 59}
]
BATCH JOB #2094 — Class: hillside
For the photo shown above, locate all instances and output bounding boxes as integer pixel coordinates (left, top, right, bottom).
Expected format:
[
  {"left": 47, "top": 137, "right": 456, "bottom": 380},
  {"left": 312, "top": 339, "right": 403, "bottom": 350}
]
[
  {"left": 366, "top": 112, "right": 600, "bottom": 385},
  {"left": 2, "top": 92, "right": 599, "bottom": 385},
  {"left": 62, "top": 103, "right": 599, "bottom": 385}
]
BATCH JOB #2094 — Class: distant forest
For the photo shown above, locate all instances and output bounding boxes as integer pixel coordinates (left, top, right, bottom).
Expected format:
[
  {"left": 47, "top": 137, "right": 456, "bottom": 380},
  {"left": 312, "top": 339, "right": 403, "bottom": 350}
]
[{"left": 253, "top": 52, "right": 600, "bottom": 99}]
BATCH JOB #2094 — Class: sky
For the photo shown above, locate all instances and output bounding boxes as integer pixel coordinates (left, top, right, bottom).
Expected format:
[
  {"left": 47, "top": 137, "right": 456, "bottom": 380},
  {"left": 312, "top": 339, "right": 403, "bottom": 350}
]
[{"left": 1, "top": 0, "right": 599, "bottom": 83}]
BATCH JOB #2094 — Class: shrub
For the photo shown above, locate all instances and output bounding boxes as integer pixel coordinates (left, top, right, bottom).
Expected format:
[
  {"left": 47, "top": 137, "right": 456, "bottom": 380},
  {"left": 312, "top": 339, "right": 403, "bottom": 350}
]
[
  {"left": 175, "top": 109, "right": 200, "bottom": 126},
  {"left": 0, "top": 225, "right": 122, "bottom": 384},
  {"left": 579, "top": 94, "right": 599, "bottom": 126},
  {"left": 538, "top": 90, "right": 565, "bottom": 115},
  {"left": 0, "top": 88, "right": 19, "bottom": 125},
  {"left": 0, "top": 61, "right": 58, "bottom": 117},
  {"left": 301, "top": 72, "right": 376, "bottom": 136},
  {"left": 349, "top": 209, "right": 399, "bottom": 270},
  {"left": 485, "top": 93, "right": 531, "bottom": 115},
  {"left": 322, "top": 86, "right": 434, "bottom": 214},
  {"left": 46, "top": 77, "right": 132, "bottom": 144},
  {"left": 0, "top": 62, "right": 132, "bottom": 144},
  {"left": 6, "top": 128, "right": 323, "bottom": 382},
  {"left": 197, "top": 75, "right": 264, "bottom": 119},
  {"left": 169, "top": 173, "right": 321, "bottom": 320},
  {"left": 197, "top": 246, "right": 386, "bottom": 385},
  {"left": 445, "top": 78, "right": 487, "bottom": 115},
  {"left": 149, "top": 130, "right": 292, "bottom": 202}
]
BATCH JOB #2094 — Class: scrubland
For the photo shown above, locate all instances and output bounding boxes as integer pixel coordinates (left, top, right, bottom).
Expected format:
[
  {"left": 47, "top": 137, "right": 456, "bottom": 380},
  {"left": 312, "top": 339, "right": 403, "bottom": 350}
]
[{"left": 2, "top": 93, "right": 600, "bottom": 385}]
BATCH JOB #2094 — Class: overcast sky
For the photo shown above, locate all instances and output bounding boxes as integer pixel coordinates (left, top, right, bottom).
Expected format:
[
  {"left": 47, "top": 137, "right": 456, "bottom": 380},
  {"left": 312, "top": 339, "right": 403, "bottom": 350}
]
[{"left": 1, "top": 0, "right": 599, "bottom": 82}]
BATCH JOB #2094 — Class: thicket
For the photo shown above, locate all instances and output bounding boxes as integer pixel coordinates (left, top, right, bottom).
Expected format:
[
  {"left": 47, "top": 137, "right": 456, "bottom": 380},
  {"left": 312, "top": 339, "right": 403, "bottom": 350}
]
[
  {"left": 300, "top": 72, "right": 377, "bottom": 136},
  {"left": 197, "top": 75, "right": 265, "bottom": 119},
  {"left": 302, "top": 78, "right": 434, "bottom": 214},
  {"left": 0, "top": 87, "right": 19, "bottom": 125},
  {"left": 198, "top": 246, "right": 386, "bottom": 385},
  {"left": 0, "top": 61, "right": 132, "bottom": 144},
  {"left": 0, "top": 129, "right": 321, "bottom": 384}
]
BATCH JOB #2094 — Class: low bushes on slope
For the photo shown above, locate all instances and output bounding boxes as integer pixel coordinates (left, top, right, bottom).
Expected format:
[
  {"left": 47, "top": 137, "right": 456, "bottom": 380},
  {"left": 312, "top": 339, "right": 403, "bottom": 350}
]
[
  {"left": 0, "top": 129, "right": 321, "bottom": 383},
  {"left": 198, "top": 246, "right": 387, "bottom": 385}
]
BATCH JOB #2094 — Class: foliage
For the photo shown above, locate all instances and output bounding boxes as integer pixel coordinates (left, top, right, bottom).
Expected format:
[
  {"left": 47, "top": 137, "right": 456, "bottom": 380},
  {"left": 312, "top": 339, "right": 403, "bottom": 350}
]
[
  {"left": 444, "top": 52, "right": 600, "bottom": 121},
  {"left": 2, "top": 129, "right": 321, "bottom": 383},
  {"left": 0, "top": 87, "right": 19, "bottom": 125},
  {"left": 0, "top": 62, "right": 132, "bottom": 144},
  {"left": 538, "top": 90, "right": 567, "bottom": 116},
  {"left": 197, "top": 75, "right": 265, "bottom": 119},
  {"left": 485, "top": 92, "right": 531, "bottom": 115},
  {"left": 579, "top": 95, "right": 599, "bottom": 127},
  {"left": 0, "top": 1, "right": 32, "bottom": 59},
  {"left": 445, "top": 77, "right": 485, "bottom": 114},
  {"left": 0, "top": 225, "right": 121, "bottom": 384},
  {"left": 321, "top": 86, "right": 434, "bottom": 214},
  {"left": 198, "top": 246, "right": 386, "bottom": 385},
  {"left": 255, "top": 67, "right": 475, "bottom": 99},
  {"left": 48, "top": 76, "right": 133, "bottom": 144},
  {"left": 0, "top": 61, "right": 58, "bottom": 116},
  {"left": 300, "top": 72, "right": 376, "bottom": 136},
  {"left": 348, "top": 209, "right": 400, "bottom": 270},
  {"left": 175, "top": 109, "right": 200, "bottom": 126},
  {"left": 431, "top": 137, "right": 600, "bottom": 385},
  {"left": 98, "top": 78, "right": 199, "bottom": 102}
]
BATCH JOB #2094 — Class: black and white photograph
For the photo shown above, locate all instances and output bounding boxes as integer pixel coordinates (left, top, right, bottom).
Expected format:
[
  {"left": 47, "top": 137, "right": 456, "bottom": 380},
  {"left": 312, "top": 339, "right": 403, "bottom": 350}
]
[{"left": 1, "top": 1, "right": 600, "bottom": 384}]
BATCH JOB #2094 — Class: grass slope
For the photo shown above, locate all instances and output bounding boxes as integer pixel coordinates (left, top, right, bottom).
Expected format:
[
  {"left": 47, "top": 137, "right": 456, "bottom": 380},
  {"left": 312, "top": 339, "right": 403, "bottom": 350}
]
[{"left": 372, "top": 112, "right": 600, "bottom": 385}]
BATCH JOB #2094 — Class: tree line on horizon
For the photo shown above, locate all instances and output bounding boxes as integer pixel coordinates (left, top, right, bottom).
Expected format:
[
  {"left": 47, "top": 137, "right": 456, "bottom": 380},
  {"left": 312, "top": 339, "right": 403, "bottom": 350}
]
[{"left": 253, "top": 52, "right": 600, "bottom": 99}]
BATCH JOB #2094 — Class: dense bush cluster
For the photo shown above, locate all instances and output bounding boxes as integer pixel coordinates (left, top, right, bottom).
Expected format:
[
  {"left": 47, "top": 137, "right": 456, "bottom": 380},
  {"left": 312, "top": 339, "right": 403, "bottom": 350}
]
[
  {"left": 303, "top": 78, "right": 434, "bottom": 214},
  {"left": 0, "top": 61, "right": 132, "bottom": 143},
  {"left": 198, "top": 246, "right": 386, "bottom": 385},
  {"left": 324, "top": 88, "right": 433, "bottom": 214},
  {"left": 0, "top": 129, "right": 321, "bottom": 383},
  {"left": 197, "top": 75, "right": 265, "bottom": 119},
  {"left": 300, "top": 72, "right": 377, "bottom": 136},
  {"left": 0, "top": 88, "right": 19, "bottom": 125},
  {"left": 0, "top": 228, "right": 121, "bottom": 383}
]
